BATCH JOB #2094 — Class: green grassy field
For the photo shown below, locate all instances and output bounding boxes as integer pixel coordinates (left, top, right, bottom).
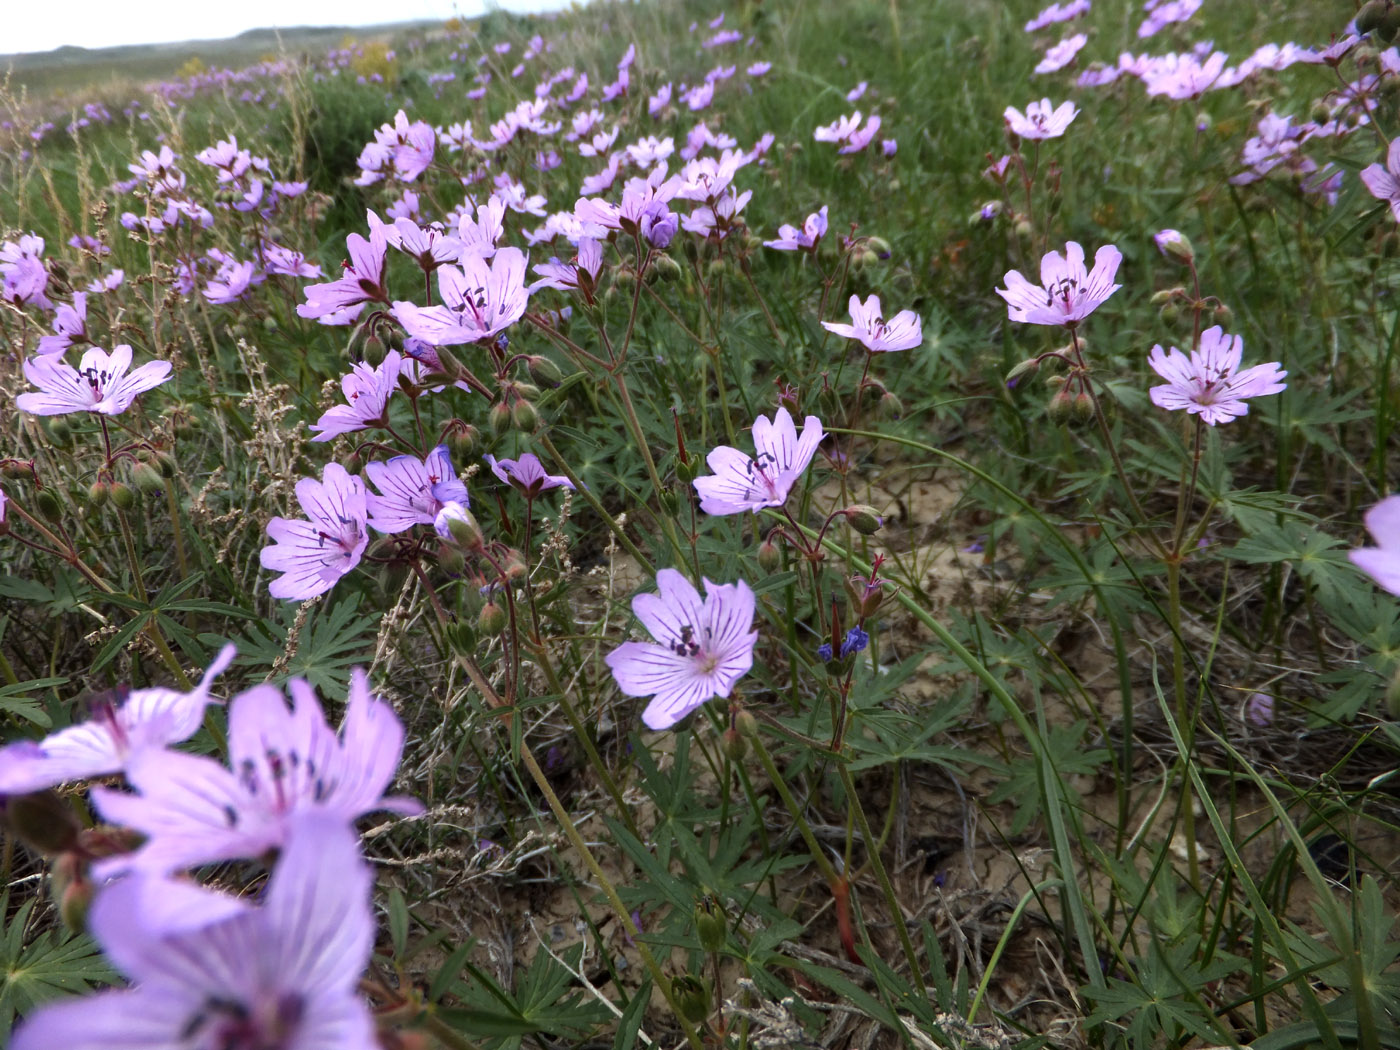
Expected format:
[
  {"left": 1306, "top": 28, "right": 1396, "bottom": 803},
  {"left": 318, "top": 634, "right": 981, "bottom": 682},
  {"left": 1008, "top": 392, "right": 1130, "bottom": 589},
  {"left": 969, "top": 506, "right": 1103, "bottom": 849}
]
[{"left": 0, "top": 1, "right": 1396, "bottom": 1048}]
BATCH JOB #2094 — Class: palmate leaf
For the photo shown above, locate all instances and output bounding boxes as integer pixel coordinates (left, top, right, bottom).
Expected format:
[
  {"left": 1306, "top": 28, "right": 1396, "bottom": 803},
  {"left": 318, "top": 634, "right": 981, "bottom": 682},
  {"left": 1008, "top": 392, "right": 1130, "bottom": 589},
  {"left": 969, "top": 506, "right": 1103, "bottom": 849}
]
[
  {"left": 0, "top": 896, "right": 116, "bottom": 1040},
  {"left": 234, "top": 595, "right": 380, "bottom": 695}
]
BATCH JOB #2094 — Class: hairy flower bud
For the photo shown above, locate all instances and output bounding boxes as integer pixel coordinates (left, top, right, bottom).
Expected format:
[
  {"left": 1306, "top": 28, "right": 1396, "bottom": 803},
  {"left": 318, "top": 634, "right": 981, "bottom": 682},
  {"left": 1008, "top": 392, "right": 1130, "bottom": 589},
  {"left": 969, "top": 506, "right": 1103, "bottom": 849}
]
[
  {"left": 734, "top": 709, "right": 759, "bottom": 738},
  {"left": 478, "top": 601, "right": 508, "bottom": 634},
  {"left": 3, "top": 790, "right": 82, "bottom": 855},
  {"left": 842, "top": 505, "right": 884, "bottom": 535},
  {"left": 1358, "top": 0, "right": 1388, "bottom": 35},
  {"left": 757, "top": 534, "right": 782, "bottom": 573},
  {"left": 489, "top": 401, "right": 513, "bottom": 434},
  {"left": 654, "top": 254, "right": 683, "bottom": 282},
  {"left": 34, "top": 488, "right": 63, "bottom": 522},
  {"left": 512, "top": 399, "right": 540, "bottom": 433},
  {"left": 130, "top": 461, "right": 164, "bottom": 493},
  {"left": 694, "top": 895, "right": 729, "bottom": 953},
  {"left": 671, "top": 975, "right": 710, "bottom": 1023},
  {"left": 1213, "top": 304, "right": 1233, "bottom": 327},
  {"left": 87, "top": 480, "right": 110, "bottom": 507},
  {"left": 446, "top": 421, "right": 478, "bottom": 459},
  {"left": 1072, "top": 391, "right": 1095, "bottom": 423},
  {"left": 47, "top": 418, "right": 72, "bottom": 447},
  {"left": 109, "top": 482, "right": 137, "bottom": 510},
  {"left": 1047, "top": 388, "right": 1075, "bottom": 424},
  {"left": 50, "top": 852, "right": 92, "bottom": 933},
  {"left": 721, "top": 726, "right": 748, "bottom": 762},
  {"left": 1005, "top": 357, "right": 1040, "bottom": 386},
  {"left": 878, "top": 390, "right": 904, "bottom": 420},
  {"left": 526, "top": 355, "right": 564, "bottom": 389}
]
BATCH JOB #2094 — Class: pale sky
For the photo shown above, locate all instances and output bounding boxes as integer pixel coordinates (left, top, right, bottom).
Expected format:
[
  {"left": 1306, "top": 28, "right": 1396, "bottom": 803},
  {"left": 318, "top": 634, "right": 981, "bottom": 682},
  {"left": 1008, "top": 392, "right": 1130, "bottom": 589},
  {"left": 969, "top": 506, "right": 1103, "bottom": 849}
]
[{"left": 5, "top": 0, "right": 567, "bottom": 56}]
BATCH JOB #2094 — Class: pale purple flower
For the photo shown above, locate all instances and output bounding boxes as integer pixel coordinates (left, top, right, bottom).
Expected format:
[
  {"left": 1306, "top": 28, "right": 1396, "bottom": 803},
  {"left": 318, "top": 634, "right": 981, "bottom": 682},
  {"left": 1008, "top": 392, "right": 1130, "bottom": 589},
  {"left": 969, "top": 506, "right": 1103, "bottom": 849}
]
[
  {"left": 203, "top": 259, "right": 261, "bottom": 305},
  {"left": 0, "top": 645, "right": 235, "bottom": 795},
  {"left": 1245, "top": 693, "right": 1274, "bottom": 727},
  {"left": 1153, "top": 229, "right": 1191, "bottom": 257},
  {"left": 821, "top": 294, "right": 923, "bottom": 352},
  {"left": 366, "top": 445, "right": 468, "bottom": 534},
  {"left": 765, "top": 205, "right": 828, "bottom": 252},
  {"left": 456, "top": 194, "right": 507, "bottom": 259},
  {"left": 393, "top": 247, "right": 529, "bottom": 346},
  {"left": 605, "top": 569, "right": 758, "bottom": 730},
  {"left": 1350, "top": 496, "right": 1400, "bottom": 595},
  {"left": 261, "top": 241, "right": 323, "bottom": 279},
  {"left": 259, "top": 463, "right": 369, "bottom": 600},
  {"left": 882, "top": 138, "right": 898, "bottom": 157},
  {"left": 16, "top": 344, "right": 172, "bottom": 416},
  {"left": 1147, "top": 326, "right": 1287, "bottom": 425},
  {"left": 310, "top": 350, "right": 404, "bottom": 442},
  {"left": 1026, "top": 0, "right": 1091, "bottom": 32},
  {"left": 693, "top": 407, "right": 824, "bottom": 515},
  {"left": 485, "top": 452, "right": 576, "bottom": 497},
  {"left": 1035, "top": 33, "right": 1088, "bottom": 74},
  {"left": 1138, "top": 0, "right": 1203, "bottom": 38},
  {"left": 747, "top": 62, "right": 772, "bottom": 77},
  {"left": 297, "top": 229, "right": 389, "bottom": 323},
  {"left": 1004, "top": 98, "right": 1079, "bottom": 140},
  {"left": 11, "top": 818, "right": 378, "bottom": 1050},
  {"left": 530, "top": 237, "right": 603, "bottom": 295},
  {"left": 1361, "top": 139, "right": 1400, "bottom": 222},
  {"left": 37, "top": 293, "right": 88, "bottom": 355},
  {"left": 996, "top": 241, "right": 1122, "bottom": 327},
  {"left": 840, "top": 114, "right": 883, "bottom": 154},
  {"left": 434, "top": 500, "right": 474, "bottom": 541},
  {"left": 386, "top": 218, "right": 460, "bottom": 272},
  {"left": 93, "top": 669, "right": 422, "bottom": 875}
]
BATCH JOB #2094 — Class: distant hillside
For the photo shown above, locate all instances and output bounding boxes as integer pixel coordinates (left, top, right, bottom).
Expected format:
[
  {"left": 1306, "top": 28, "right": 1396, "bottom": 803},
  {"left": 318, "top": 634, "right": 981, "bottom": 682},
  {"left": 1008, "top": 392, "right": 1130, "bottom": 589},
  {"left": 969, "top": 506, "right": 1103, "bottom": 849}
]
[{"left": 1, "top": 21, "right": 440, "bottom": 98}]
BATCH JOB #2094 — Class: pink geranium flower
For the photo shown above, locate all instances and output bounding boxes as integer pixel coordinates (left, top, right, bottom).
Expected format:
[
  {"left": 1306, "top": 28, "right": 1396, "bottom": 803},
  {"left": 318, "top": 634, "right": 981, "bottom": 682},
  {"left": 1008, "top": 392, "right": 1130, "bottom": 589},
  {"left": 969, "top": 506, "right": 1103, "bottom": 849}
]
[
  {"left": 0, "top": 645, "right": 236, "bottom": 794},
  {"left": 1350, "top": 496, "right": 1400, "bottom": 595},
  {"left": 259, "top": 463, "right": 369, "bottom": 600},
  {"left": 1147, "top": 326, "right": 1286, "bottom": 425},
  {"left": 1035, "top": 33, "right": 1088, "bottom": 74},
  {"left": 12, "top": 819, "right": 378, "bottom": 1050},
  {"left": 297, "top": 229, "right": 390, "bottom": 323},
  {"left": 366, "top": 445, "right": 468, "bottom": 534},
  {"left": 1361, "top": 140, "right": 1400, "bottom": 222},
  {"left": 392, "top": 247, "right": 529, "bottom": 346},
  {"left": 16, "top": 344, "right": 172, "bottom": 416},
  {"left": 765, "top": 206, "right": 828, "bottom": 252},
  {"left": 92, "top": 669, "right": 422, "bottom": 876},
  {"left": 605, "top": 569, "right": 758, "bottom": 730},
  {"left": 822, "top": 294, "right": 923, "bottom": 352},
  {"left": 693, "top": 407, "right": 824, "bottom": 515},
  {"left": 485, "top": 452, "right": 576, "bottom": 497},
  {"left": 310, "top": 351, "right": 404, "bottom": 442},
  {"left": 1004, "top": 98, "right": 1079, "bottom": 139},
  {"left": 996, "top": 241, "right": 1122, "bottom": 328}
]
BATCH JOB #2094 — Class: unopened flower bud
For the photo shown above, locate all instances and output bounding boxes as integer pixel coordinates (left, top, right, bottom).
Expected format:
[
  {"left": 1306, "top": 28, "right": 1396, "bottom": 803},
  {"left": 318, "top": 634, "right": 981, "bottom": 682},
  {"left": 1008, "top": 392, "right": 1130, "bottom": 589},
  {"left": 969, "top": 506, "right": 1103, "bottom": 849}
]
[
  {"left": 1014, "top": 219, "right": 1033, "bottom": 240},
  {"left": 131, "top": 461, "right": 164, "bottom": 493},
  {"left": 1358, "top": 0, "right": 1387, "bottom": 35},
  {"left": 1213, "top": 304, "right": 1233, "bottom": 327},
  {"left": 851, "top": 248, "right": 879, "bottom": 271},
  {"left": 1153, "top": 229, "right": 1194, "bottom": 264},
  {"left": 436, "top": 502, "right": 484, "bottom": 550},
  {"left": 88, "top": 480, "right": 110, "bottom": 507},
  {"left": 503, "top": 550, "right": 528, "bottom": 581},
  {"left": 1310, "top": 101, "right": 1333, "bottom": 125},
  {"left": 1, "top": 460, "right": 30, "bottom": 481},
  {"left": 155, "top": 451, "right": 178, "bottom": 479},
  {"left": 671, "top": 975, "right": 710, "bottom": 1023},
  {"left": 615, "top": 266, "right": 638, "bottom": 289},
  {"left": 1005, "top": 357, "right": 1040, "bottom": 386},
  {"left": 757, "top": 534, "right": 782, "bottom": 573},
  {"left": 446, "top": 421, "right": 478, "bottom": 459},
  {"left": 434, "top": 344, "right": 468, "bottom": 381},
  {"left": 1160, "top": 302, "right": 1181, "bottom": 324},
  {"left": 34, "top": 488, "right": 63, "bottom": 522},
  {"left": 721, "top": 726, "right": 748, "bottom": 762},
  {"left": 1047, "top": 388, "right": 1075, "bottom": 424},
  {"left": 3, "top": 790, "right": 82, "bottom": 855},
  {"left": 47, "top": 418, "right": 72, "bottom": 446},
  {"left": 654, "top": 254, "right": 683, "bottom": 281},
  {"left": 1381, "top": 6, "right": 1400, "bottom": 43},
  {"left": 526, "top": 355, "right": 564, "bottom": 389},
  {"left": 478, "top": 601, "right": 507, "bottom": 634},
  {"left": 50, "top": 852, "right": 92, "bottom": 933},
  {"left": 842, "top": 505, "right": 884, "bottom": 535},
  {"left": 705, "top": 259, "right": 728, "bottom": 281},
  {"left": 1150, "top": 287, "right": 1185, "bottom": 306},
  {"left": 446, "top": 618, "right": 476, "bottom": 654},
  {"left": 512, "top": 399, "right": 539, "bottom": 433},
  {"left": 866, "top": 235, "right": 891, "bottom": 259},
  {"left": 438, "top": 545, "right": 466, "bottom": 576},
  {"left": 694, "top": 895, "right": 729, "bottom": 953},
  {"left": 1072, "top": 391, "right": 1095, "bottom": 423},
  {"left": 489, "top": 401, "right": 513, "bottom": 434},
  {"left": 878, "top": 391, "right": 903, "bottom": 419},
  {"left": 109, "top": 482, "right": 137, "bottom": 510},
  {"left": 675, "top": 456, "right": 700, "bottom": 484},
  {"left": 734, "top": 709, "right": 759, "bottom": 738},
  {"left": 341, "top": 450, "right": 365, "bottom": 475}
]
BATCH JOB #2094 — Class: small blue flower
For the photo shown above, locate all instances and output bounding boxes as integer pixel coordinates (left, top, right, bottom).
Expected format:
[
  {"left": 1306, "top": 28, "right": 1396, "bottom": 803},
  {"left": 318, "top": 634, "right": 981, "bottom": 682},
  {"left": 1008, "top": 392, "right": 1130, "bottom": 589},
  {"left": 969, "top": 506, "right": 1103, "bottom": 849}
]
[
  {"left": 815, "top": 643, "right": 834, "bottom": 662},
  {"left": 840, "top": 626, "right": 869, "bottom": 657}
]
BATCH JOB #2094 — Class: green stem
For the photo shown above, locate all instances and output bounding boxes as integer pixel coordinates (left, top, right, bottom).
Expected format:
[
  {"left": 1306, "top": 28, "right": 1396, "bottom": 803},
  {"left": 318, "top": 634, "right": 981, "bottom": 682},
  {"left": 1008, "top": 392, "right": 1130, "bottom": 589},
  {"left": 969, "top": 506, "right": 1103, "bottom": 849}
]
[{"left": 836, "top": 762, "right": 928, "bottom": 1000}]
